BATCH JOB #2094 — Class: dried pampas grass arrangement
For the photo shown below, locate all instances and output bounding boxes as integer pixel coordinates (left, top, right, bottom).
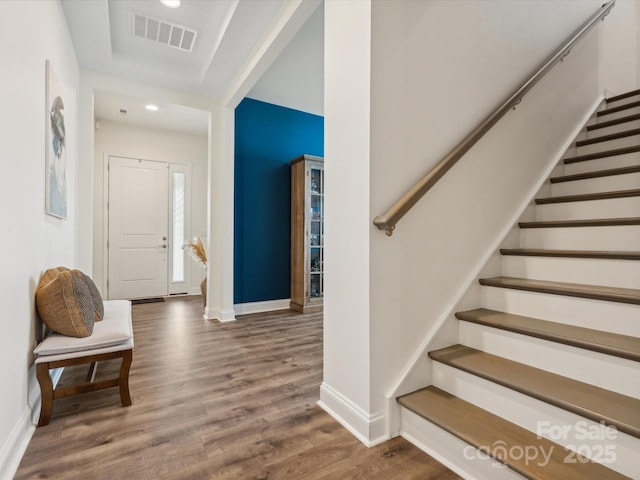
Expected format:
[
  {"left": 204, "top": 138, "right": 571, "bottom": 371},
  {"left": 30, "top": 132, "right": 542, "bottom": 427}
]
[{"left": 182, "top": 236, "right": 207, "bottom": 269}]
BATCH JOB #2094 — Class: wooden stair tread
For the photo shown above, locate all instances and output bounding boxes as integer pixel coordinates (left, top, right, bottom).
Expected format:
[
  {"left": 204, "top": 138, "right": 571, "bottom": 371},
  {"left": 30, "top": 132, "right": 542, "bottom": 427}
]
[
  {"left": 478, "top": 276, "right": 640, "bottom": 305},
  {"left": 518, "top": 217, "right": 640, "bottom": 228},
  {"left": 588, "top": 112, "right": 640, "bottom": 131},
  {"left": 606, "top": 89, "right": 640, "bottom": 104},
  {"left": 398, "top": 386, "right": 631, "bottom": 480},
  {"left": 455, "top": 308, "right": 640, "bottom": 362},
  {"left": 564, "top": 145, "right": 640, "bottom": 164},
  {"left": 535, "top": 189, "right": 640, "bottom": 205},
  {"left": 500, "top": 248, "right": 640, "bottom": 260},
  {"left": 428, "top": 345, "right": 640, "bottom": 438},
  {"left": 597, "top": 99, "right": 640, "bottom": 117},
  {"left": 576, "top": 127, "right": 640, "bottom": 147},
  {"left": 550, "top": 164, "right": 640, "bottom": 183}
]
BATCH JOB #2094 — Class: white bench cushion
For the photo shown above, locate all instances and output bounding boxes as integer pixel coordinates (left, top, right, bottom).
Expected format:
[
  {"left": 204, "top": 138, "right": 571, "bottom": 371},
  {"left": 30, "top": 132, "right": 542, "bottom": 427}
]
[{"left": 34, "top": 300, "right": 132, "bottom": 360}]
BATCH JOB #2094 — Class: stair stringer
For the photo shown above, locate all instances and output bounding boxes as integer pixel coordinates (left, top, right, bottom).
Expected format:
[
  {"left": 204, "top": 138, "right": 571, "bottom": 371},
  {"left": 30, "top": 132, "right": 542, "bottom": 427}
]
[{"left": 384, "top": 94, "right": 605, "bottom": 439}]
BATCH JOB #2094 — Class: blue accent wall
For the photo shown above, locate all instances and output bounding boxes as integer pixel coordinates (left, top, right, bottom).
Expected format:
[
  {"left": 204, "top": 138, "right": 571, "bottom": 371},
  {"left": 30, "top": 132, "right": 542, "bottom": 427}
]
[{"left": 234, "top": 98, "right": 324, "bottom": 304}]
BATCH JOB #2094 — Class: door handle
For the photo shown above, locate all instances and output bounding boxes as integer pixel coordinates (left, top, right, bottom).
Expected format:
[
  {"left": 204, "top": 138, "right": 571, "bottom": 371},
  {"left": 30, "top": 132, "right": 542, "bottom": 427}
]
[{"left": 158, "top": 244, "right": 167, "bottom": 248}]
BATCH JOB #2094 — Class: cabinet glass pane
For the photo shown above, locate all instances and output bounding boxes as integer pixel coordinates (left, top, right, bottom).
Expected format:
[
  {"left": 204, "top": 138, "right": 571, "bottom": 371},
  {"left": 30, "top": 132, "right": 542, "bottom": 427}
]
[
  {"left": 310, "top": 274, "right": 321, "bottom": 298},
  {"left": 311, "top": 169, "right": 322, "bottom": 193},
  {"left": 310, "top": 247, "right": 321, "bottom": 272},
  {"left": 311, "top": 221, "right": 321, "bottom": 246},
  {"left": 311, "top": 194, "right": 322, "bottom": 220}
]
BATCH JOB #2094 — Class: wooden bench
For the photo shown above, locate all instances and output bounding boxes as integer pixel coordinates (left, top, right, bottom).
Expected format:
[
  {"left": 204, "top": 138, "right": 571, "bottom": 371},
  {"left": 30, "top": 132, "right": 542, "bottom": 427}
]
[{"left": 33, "top": 300, "right": 134, "bottom": 426}]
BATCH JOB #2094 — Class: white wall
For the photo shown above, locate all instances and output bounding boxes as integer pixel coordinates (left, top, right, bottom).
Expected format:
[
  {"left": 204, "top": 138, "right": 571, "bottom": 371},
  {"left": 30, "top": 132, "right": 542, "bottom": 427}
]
[
  {"left": 92, "top": 121, "right": 208, "bottom": 296},
  {"left": 324, "top": 0, "right": 636, "bottom": 445},
  {"left": 0, "top": 1, "right": 79, "bottom": 477},
  {"left": 600, "top": 0, "right": 639, "bottom": 95}
]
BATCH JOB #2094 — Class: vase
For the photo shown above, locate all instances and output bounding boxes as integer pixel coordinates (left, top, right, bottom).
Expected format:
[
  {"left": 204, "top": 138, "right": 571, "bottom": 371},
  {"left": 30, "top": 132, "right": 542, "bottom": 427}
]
[{"left": 200, "top": 277, "right": 207, "bottom": 307}]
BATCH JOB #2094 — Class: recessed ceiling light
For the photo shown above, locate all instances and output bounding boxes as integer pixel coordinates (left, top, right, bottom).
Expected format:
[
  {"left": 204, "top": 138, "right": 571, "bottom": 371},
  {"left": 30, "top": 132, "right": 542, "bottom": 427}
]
[
  {"left": 145, "top": 104, "right": 159, "bottom": 112},
  {"left": 160, "top": 0, "right": 181, "bottom": 8}
]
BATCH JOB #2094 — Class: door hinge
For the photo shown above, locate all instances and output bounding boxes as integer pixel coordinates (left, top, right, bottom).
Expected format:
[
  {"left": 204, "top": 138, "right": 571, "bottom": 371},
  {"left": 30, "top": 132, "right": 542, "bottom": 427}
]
[{"left": 106, "top": 240, "right": 109, "bottom": 248}]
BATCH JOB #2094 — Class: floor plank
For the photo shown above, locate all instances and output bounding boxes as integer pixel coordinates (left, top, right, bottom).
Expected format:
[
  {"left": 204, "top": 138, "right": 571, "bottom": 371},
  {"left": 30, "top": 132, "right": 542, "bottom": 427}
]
[{"left": 16, "top": 296, "right": 460, "bottom": 480}]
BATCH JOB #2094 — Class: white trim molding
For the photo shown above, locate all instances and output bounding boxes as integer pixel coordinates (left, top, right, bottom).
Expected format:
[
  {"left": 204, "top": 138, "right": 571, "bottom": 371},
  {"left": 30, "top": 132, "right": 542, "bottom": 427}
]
[
  {"left": 0, "top": 406, "right": 33, "bottom": 480},
  {"left": 1, "top": 366, "right": 63, "bottom": 480},
  {"left": 203, "top": 306, "right": 236, "bottom": 323},
  {"left": 318, "top": 382, "right": 387, "bottom": 448},
  {"left": 234, "top": 298, "right": 291, "bottom": 316}
]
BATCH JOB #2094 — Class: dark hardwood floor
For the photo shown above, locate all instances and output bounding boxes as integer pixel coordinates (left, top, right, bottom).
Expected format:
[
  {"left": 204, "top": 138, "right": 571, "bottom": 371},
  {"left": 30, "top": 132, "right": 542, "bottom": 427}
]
[{"left": 16, "top": 296, "right": 461, "bottom": 479}]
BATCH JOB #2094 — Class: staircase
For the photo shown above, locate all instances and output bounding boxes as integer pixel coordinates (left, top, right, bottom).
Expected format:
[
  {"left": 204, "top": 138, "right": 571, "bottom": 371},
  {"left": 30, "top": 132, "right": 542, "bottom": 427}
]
[{"left": 398, "top": 90, "right": 640, "bottom": 480}]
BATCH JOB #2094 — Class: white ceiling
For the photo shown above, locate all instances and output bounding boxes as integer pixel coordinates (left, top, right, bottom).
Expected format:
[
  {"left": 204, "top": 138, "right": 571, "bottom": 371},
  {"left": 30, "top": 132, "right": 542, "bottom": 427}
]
[
  {"left": 61, "top": 0, "right": 324, "bottom": 135},
  {"left": 93, "top": 92, "right": 211, "bottom": 135}
]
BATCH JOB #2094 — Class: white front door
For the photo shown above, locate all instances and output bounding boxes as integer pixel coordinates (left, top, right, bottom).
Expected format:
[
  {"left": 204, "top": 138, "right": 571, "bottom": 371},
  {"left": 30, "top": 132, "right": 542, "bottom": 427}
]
[{"left": 108, "top": 156, "right": 169, "bottom": 299}]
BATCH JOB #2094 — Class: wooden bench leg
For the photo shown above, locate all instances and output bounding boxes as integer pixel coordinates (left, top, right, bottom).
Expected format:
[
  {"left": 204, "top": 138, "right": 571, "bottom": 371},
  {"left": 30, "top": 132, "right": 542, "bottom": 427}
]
[
  {"left": 36, "top": 363, "right": 53, "bottom": 427},
  {"left": 119, "top": 349, "right": 133, "bottom": 407}
]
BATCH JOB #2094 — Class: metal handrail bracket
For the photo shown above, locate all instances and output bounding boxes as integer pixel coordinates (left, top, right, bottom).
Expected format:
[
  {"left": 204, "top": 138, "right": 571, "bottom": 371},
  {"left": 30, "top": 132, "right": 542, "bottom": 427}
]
[{"left": 373, "top": 0, "right": 616, "bottom": 236}]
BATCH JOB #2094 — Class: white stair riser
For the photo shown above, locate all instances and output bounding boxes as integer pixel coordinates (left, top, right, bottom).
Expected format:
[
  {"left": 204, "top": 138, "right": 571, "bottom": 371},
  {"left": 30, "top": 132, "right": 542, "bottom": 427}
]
[
  {"left": 602, "top": 95, "right": 640, "bottom": 110},
  {"left": 550, "top": 172, "right": 640, "bottom": 196},
  {"left": 578, "top": 120, "right": 640, "bottom": 140},
  {"left": 431, "top": 363, "right": 639, "bottom": 479},
  {"left": 519, "top": 226, "right": 640, "bottom": 251},
  {"left": 401, "top": 408, "right": 527, "bottom": 480},
  {"left": 458, "top": 321, "right": 640, "bottom": 398},
  {"left": 562, "top": 152, "right": 640, "bottom": 175},
  {"left": 595, "top": 105, "right": 640, "bottom": 122},
  {"left": 535, "top": 197, "right": 640, "bottom": 221},
  {"left": 501, "top": 256, "right": 640, "bottom": 290},
  {"left": 481, "top": 286, "right": 640, "bottom": 337},
  {"left": 570, "top": 135, "right": 640, "bottom": 157}
]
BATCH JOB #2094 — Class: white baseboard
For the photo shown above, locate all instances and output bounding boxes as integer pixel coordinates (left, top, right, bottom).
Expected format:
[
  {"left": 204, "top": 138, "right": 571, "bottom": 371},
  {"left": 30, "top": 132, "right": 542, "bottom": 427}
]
[
  {"left": 203, "top": 306, "right": 236, "bottom": 323},
  {"left": 0, "top": 366, "right": 63, "bottom": 480},
  {"left": 0, "top": 407, "right": 34, "bottom": 480},
  {"left": 203, "top": 298, "right": 292, "bottom": 321},
  {"left": 318, "top": 382, "right": 387, "bottom": 447},
  {"left": 234, "top": 298, "right": 291, "bottom": 315}
]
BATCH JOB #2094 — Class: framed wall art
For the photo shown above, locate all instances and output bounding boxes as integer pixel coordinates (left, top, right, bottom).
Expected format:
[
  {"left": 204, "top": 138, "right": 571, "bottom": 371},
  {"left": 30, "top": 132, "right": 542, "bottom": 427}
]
[{"left": 45, "top": 60, "right": 67, "bottom": 219}]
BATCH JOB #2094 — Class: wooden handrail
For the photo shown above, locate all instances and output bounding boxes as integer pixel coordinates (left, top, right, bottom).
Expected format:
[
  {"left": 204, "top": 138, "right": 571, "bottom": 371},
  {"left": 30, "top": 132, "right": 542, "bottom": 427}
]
[{"left": 373, "top": 0, "right": 616, "bottom": 236}]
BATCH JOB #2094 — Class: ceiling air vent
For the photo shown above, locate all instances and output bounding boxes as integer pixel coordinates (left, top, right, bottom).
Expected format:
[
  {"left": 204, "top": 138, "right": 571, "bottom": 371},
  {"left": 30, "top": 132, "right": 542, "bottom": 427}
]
[{"left": 132, "top": 12, "right": 198, "bottom": 53}]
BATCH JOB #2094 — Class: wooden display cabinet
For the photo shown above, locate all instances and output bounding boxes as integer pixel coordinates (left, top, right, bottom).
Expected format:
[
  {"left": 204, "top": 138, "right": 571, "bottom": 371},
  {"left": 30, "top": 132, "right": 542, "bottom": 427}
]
[{"left": 290, "top": 155, "right": 324, "bottom": 313}]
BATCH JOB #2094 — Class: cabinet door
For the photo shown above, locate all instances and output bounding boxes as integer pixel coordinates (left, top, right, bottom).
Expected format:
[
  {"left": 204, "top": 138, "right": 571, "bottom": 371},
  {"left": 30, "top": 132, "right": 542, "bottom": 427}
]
[{"left": 308, "top": 165, "right": 324, "bottom": 300}]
